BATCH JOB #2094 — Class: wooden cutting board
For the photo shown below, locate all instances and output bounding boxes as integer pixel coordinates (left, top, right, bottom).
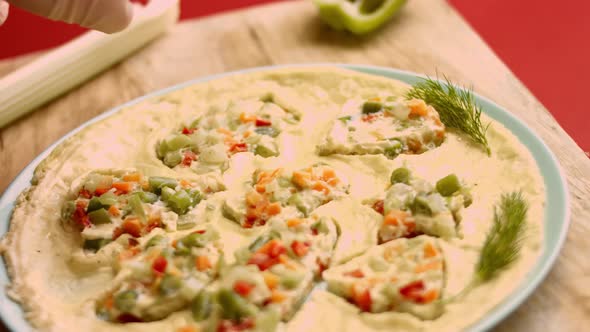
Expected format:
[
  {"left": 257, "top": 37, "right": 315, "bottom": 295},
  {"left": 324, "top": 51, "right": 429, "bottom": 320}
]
[{"left": 0, "top": 0, "right": 588, "bottom": 331}]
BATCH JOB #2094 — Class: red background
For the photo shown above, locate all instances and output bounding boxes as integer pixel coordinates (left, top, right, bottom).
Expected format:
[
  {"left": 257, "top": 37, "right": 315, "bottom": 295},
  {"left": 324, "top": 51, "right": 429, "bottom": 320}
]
[{"left": 0, "top": 0, "right": 589, "bottom": 154}]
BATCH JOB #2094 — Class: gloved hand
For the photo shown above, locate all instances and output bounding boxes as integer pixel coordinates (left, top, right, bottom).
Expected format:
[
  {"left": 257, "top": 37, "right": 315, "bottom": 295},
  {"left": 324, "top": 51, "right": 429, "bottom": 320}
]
[{"left": 1, "top": 0, "right": 134, "bottom": 33}]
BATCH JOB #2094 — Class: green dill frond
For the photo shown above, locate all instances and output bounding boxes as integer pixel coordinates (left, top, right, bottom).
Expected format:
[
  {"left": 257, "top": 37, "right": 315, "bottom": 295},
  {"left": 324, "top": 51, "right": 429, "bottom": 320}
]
[
  {"left": 406, "top": 76, "right": 491, "bottom": 155},
  {"left": 476, "top": 192, "right": 528, "bottom": 282}
]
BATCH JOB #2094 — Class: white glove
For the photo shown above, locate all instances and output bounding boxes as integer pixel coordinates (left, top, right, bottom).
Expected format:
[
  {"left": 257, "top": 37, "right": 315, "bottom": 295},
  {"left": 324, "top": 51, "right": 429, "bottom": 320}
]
[{"left": 4, "top": 0, "right": 133, "bottom": 33}]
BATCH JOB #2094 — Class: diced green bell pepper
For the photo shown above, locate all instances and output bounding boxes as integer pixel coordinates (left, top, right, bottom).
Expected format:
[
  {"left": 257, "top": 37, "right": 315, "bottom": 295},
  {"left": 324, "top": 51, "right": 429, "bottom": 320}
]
[
  {"left": 83, "top": 238, "right": 111, "bottom": 252},
  {"left": 128, "top": 194, "right": 146, "bottom": 222},
  {"left": 312, "top": 0, "right": 407, "bottom": 35},
  {"left": 114, "top": 290, "right": 137, "bottom": 312},
  {"left": 254, "top": 127, "right": 279, "bottom": 137},
  {"left": 192, "top": 291, "right": 213, "bottom": 321},
  {"left": 217, "top": 289, "right": 257, "bottom": 321},
  {"left": 254, "top": 144, "right": 279, "bottom": 158},
  {"left": 160, "top": 275, "right": 183, "bottom": 295},
  {"left": 149, "top": 176, "right": 178, "bottom": 194},
  {"left": 145, "top": 234, "right": 166, "bottom": 248},
  {"left": 88, "top": 208, "right": 111, "bottom": 225},
  {"left": 280, "top": 272, "right": 304, "bottom": 289}
]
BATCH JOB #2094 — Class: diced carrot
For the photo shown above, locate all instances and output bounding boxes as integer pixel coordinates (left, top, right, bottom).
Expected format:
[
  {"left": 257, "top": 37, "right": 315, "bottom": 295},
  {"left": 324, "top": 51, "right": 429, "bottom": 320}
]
[
  {"left": 123, "top": 173, "right": 141, "bottom": 182},
  {"left": 327, "top": 178, "right": 340, "bottom": 186},
  {"left": 407, "top": 138, "right": 423, "bottom": 153},
  {"left": 408, "top": 99, "right": 429, "bottom": 117},
  {"left": 217, "top": 127, "right": 234, "bottom": 136},
  {"left": 229, "top": 142, "right": 248, "bottom": 153},
  {"left": 286, "top": 218, "right": 303, "bottom": 228},
  {"left": 383, "top": 210, "right": 407, "bottom": 226},
  {"left": 257, "top": 240, "right": 286, "bottom": 257},
  {"left": 322, "top": 168, "right": 336, "bottom": 181},
  {"left": 419, "top": 289, "right": 439, "bottom": 304},
  {"left": 266, "top": 202, "right": 281, "bottom": 216},
  {"left": 121, "top": 217, "right": 142, "bottom": 238},
  {"left": 270, "top": 290, "right": 286, "bottom": 303},
  {"left": 403, "top": 217, "right": 417, "bottom": 234},
  {"left": 245, "top": 191, "right": 264, "bottom": 206},
  {"left": 104, "top": 295, "right": 114, "bottom": 309},
  {"left": 108, "top": 205, "right": 120, "bottom": 217},
  {"left": 369, "top": 97, "right": 381, "bottom": 102},
  {"left": 414, "top": 261, "right": 442, "bottom": 273},
  {"left": 180, "top": 179, "right": 192, "bottom": 188},
  {"left": 292, "top": 171, "right": 312, "bottom": 188},
  {"left": 239, "top": 112, "right": 256, "bottom": 123},
  {"left": 176, "top": 326, "right": 198, "bottom": 332},
  {"left": 234, "top": 280, "right": 255, "bottom": 297},
  {"left": 291, "top": 241, "right": 310, "bottom": 257},
  {"left": 312, "top": 181, "right": 330, "bottom": 195},
  {"left": 255, "top": 184, "right": 266, "bottom": 193},
  {"left": 196, "top": 255, "right": 212, "bottom": 271},
  {"left": 423, "top": 242, "right": 438, "bottom": 258},
  {"left": 262, "top": 271, "right": 279, "bottom": 289},
  {"left": 243, "top": 130, "right": 252, "bottom": 138},
  {"left": 112, "top": 182, "right": 133, "bottom": 194},
  {"left": 118, "top": 247, "right": 140, "bottom": 261},
  {"left": 344, "top": 269, "right": 365, "bottom": 278}
]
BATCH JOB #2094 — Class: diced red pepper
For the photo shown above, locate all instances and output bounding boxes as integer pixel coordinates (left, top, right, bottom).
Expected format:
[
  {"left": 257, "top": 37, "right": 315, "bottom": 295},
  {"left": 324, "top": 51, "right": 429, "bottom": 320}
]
[
  {"left": 258, "top": 240, "right": 287, "bottom": 258},
  {"left": 291, "top": 241, "right": 310, "bottom": 257},
  {"left": 344, "top": 269, "right": 365, "bottom": 278},
  {"left": 152, "top": 256, "right": 167, "bottom": 275},
  {"left": 182, "top": 151, "right": 198, "bottom": 167},
  {"left": 233, "top": 280, "right": 255, "bottom": 297},
  {"left": 128, "top": 238, "right": 139, "bottom": 247},
  {"left": 372, "top": 200, "right": 384, "bottom": 215},
  {"left": 229, "top": 142, "right": 248, "bottom": 153},
  {"left": 361, "top": 113, "right": 380, "bottom": 123},
  {"left": 217, "top": 318, "right": 255, "bottom": 332},
  {"left": 94, "top": 187, "right": 111, "bottom": 196},
  {"left": 316, "top": 257, "right": 328, "bottom": 275},
  {"left": 352, "top": 288, "right": 372, "bottom": 312},
  {"left": 182, "top": 127, "right": 196, "bottom": 135},
  {"left": 73, "top": 201, "right": 91, "bottom": 228},
  {"left": 399, "top": 280, "right": 425, "bottom": 302},
  {"left": 145, "top": 217, "right": 161, "bottom": 233},
  {"left": 78, "top": 189, "right": 92, "bottom": 199},
  {"left": 117, "top": 314, "right": 143, "bottom": 323},
  {"left": 247, "top": 252, "right": 280, "bottom": 271},
  {"left": 193, "top": 229, "right": 207, "bottom": 234},
  {"left": 255, "top": 118, "right": 272, "bottom": 127}
]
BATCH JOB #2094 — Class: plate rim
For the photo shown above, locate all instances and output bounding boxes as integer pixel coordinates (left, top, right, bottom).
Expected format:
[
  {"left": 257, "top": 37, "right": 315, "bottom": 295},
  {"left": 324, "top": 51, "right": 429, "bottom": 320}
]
[{"left": 0, "top": 63, "right": 571, "bottom": 332}]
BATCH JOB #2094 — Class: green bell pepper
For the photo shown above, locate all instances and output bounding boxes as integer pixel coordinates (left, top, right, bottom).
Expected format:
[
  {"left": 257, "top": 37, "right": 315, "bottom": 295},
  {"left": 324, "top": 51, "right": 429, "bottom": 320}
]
[{"left": 313, "top": 0, "right": 407, "bottom": 35}]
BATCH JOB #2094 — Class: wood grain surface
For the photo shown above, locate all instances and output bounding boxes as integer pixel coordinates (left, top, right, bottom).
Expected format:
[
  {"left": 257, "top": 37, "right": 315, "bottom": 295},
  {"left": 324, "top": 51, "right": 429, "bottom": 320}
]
[{"left": 0, "top": 0, "right": 589, "bottom": 331}]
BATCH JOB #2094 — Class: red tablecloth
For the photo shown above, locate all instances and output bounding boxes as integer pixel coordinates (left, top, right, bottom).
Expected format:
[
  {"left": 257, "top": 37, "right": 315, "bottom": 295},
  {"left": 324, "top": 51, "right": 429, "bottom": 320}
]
[{"left": 1, "top": 0, "right": 588, "bottom": 154}]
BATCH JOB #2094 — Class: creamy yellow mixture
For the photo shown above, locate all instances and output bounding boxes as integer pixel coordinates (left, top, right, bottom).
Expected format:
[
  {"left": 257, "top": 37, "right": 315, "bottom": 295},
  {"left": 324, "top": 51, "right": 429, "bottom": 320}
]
[{"left": 0, "top": 67, "right": 545, "bottom": 332}]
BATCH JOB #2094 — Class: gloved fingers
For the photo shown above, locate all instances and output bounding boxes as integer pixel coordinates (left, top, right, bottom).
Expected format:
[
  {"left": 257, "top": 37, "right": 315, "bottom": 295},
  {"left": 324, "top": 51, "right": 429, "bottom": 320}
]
[
  {"left": 0, "top": 0, "right": 9, "bottom": 26},
  {"left": 7, "top": 0, "right": 134, "bottom": 33}
]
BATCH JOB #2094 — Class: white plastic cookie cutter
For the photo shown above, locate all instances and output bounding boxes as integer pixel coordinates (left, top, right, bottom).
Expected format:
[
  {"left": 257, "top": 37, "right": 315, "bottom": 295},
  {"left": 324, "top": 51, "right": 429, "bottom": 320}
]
[{"left": 0, "top": 0, "right": 180, "bottom": 127}]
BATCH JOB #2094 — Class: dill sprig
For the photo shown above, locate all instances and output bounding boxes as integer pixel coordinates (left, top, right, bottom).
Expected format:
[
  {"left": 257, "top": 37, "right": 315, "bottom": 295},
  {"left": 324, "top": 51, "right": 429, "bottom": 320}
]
[
  {"left": 406, "top": 77, "right": 491, "bottom": 155},
  {"left": 439, "top": 192, "right": 528, "bottom": 305},
  {"left": 475, "top": 191, "right": 528, "bottom": 282}
]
